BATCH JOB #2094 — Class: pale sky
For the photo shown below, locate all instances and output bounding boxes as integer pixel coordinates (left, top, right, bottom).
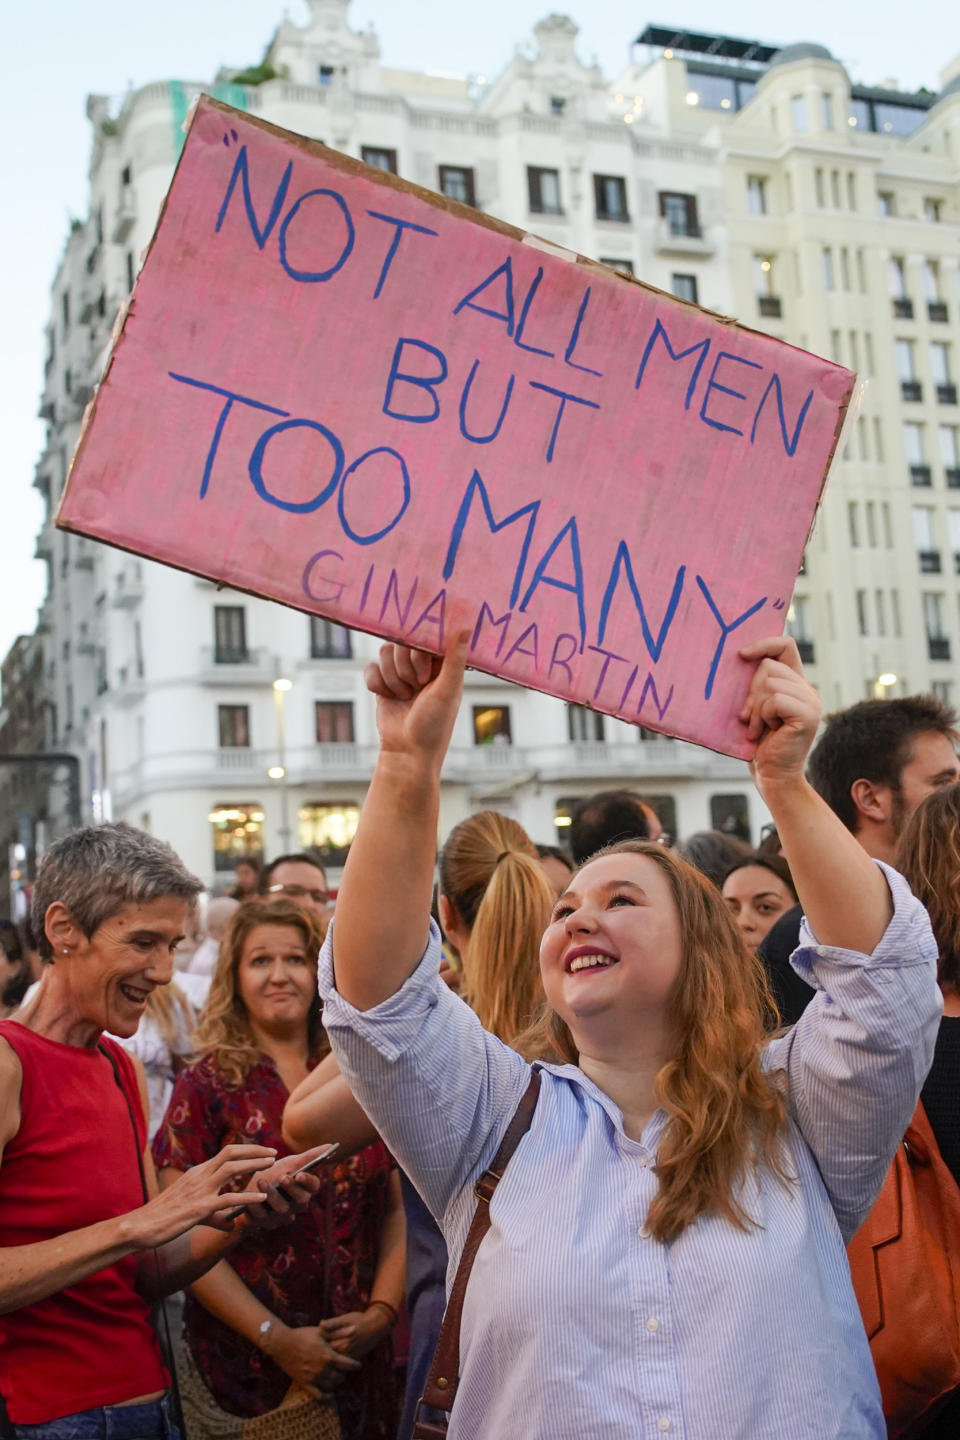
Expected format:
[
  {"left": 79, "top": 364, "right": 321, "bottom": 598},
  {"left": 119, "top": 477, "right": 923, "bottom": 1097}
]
[{"left": 2, "top": 0, "right": 955, "bottom": 678}]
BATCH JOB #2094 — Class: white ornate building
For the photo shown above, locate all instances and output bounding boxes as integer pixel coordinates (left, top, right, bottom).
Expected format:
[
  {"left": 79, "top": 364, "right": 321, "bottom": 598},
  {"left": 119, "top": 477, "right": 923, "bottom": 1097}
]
[{"left": 20, "top": 5, "right": 960, "bottom": 886}]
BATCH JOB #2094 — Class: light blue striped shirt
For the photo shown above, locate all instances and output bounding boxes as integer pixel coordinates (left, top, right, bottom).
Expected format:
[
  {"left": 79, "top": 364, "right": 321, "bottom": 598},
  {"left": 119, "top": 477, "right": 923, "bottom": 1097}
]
[{"left": 319, "top": 863, "right": 941, "bottom": 1439}]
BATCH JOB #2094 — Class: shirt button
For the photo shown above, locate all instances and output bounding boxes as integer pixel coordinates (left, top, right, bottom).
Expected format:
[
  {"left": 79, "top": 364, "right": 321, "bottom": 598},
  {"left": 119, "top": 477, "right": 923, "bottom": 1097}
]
[
  {"left": 646, "top": 1317, "right": 659, "bottom": 1333},
  {"left": 638, "top": 1155, "right": 651, "bottom": 1168},
  {"left": 637, "top": 1225, "right": 650, "bottom": 1238},
  {"left": 657, "top": 1420, "right": 671, "bottom": 1433}
]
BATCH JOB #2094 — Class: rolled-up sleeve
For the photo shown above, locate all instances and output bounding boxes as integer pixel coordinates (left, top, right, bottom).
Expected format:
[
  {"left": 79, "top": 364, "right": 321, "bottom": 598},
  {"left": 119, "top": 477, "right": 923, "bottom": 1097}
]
[
  {"left": 765, "top": 861, "right": 942, "bottom": 1239},
  {"left": 318, "top": 919, "right": 530, "bottom": 1221}
]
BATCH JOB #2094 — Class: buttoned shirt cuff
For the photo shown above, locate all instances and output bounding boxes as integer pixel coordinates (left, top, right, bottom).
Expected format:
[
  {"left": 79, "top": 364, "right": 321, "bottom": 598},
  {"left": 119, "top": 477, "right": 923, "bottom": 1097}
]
[
  {"left": 318, "top": 917, "right": 445, "bottom": 1063},
  {"left": 790, "top": 859, "right": 938, "bottom": 984}
]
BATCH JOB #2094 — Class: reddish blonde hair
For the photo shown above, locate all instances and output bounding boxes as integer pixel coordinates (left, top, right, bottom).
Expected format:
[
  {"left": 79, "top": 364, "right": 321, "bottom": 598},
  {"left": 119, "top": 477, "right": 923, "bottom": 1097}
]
[{"left": 518, "top": 840, "right": 790, "bottom": 1242}]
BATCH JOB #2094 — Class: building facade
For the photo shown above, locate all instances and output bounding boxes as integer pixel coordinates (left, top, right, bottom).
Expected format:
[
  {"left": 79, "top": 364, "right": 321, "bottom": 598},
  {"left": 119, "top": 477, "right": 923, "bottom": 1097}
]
[{"left": 19, "top": 3, "right": 960, "bottom": 886}]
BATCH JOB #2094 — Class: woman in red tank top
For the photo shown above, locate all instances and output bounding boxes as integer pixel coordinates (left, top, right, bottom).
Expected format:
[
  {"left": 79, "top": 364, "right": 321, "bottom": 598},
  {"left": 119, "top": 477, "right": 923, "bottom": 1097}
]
[{"left": 0, "top": 823, "right": 328, "bottom": 1439}]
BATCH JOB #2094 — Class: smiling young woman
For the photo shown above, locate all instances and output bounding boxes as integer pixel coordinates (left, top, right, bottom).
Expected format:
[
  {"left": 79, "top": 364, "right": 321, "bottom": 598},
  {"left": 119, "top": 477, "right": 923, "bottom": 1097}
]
[{"left": 315, "top": 633, "right": 942, "bottom": 1439}]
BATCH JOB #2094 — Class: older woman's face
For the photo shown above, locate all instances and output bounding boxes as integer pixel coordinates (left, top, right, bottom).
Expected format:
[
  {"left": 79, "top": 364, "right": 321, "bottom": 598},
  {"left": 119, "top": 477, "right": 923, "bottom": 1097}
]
[
  {"left": 237, "top": 923, "right": 315, "bottom": 1036},
  {"left": 74, "top": 896, "right": 189, "bottom": 1038}
]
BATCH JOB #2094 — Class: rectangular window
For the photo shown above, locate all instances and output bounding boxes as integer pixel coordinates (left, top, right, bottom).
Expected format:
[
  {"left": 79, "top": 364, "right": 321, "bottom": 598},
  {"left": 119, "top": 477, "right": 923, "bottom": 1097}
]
[
  {"left": 567, "top": 704, "right": 605, "bottom": 742},
  {"left": 550, "top": 95, "right": 566, "bottom": 116},
  {"left": 126, "top": 250, "right": 135, "bottom": 292},
  {"left": 856, "top": 249, "right": 867, "bottom": 293},
  {"left": 933, "top": 680, "right": 953, "bottom": 703},
  {"left": 829, "top": 329, "right": 842, "bottom": 362},
  {"left": 210, "top": 803, "right": 264, "bottom": 872},
  {"left": 892, "top": 589, "right": 902, "bottom": 636},
  {"left": 671, "top": 272, "right": 699, "bottom": 304},
  {"left": 791, "top": 95, "right": 807, "bottom": 132},
  {"left": 940, "top": 425, "right": 960, "bottom": 466},
  {"left": 600, "top": 257, "right": 634, "bottom": 275},
  {"left": 924, "top": 592, "right": 945, "bottom": 637},
  {"left": 528, "top": 166, "right": 562, "bottom": 215},
  {"left": 864, "top": 332, "right": 875, "bottom": 375},
  {"left": 309, "top": 616, "right": 352, "bottom": 658},
  {"left": 856, "top": 589, "right": 869, "bottom": 636},
  {"left": 830, "top": 170, "right": 841, "bottom": 208},
  {"left": 882, "top": 502, "right": 893, "bottom": 548},
  {"left": 889, "top": 257, "right": 907, "bottom": 299},
  {"left": 931, "top": 342, "right": 952, "bottom": 384},
  {"left": 659, "top": 192, "right": 700, "bottom": 237},
  {"left": 947, "top": 509, "right": 960, "bottom": 556},
  {"left": 218, "top": 705, "right": 250, "bottom": 748},
  {"left": 593, "top": 174, "right": 629, "bottom": 221},
  {"left": 848, "top": 500, "right": 860, "bottom": 547},
  {"left": 472, "top": 704, "right": 512, "bottom": 745},
  {"left": 903, "top": 422, "right": 925, "bottom": 464},
  {"left": 822, "top": 247, "right": 835, "bottom": 290},
  {"left": 746, "top": 176, "right": 767, "bottom": 214},
  {"left": 298, "top": 803, "right": 359, "bottom": 867},
  {"left": 821, "top": 93, "right": 834, "bottom": 130},
  {"left": 846, "top": 171, "right": 857, "bottom": 210},
  {"left": 925, "top": 197, "right": 943, "bottom": 223},
  {"left": 362, "top": 146, "right": 398, "bottom": 173},
  {"left": 923, "top": 260, "right": 941, "bottom": 302},
  {"left": 61, "top": 291, "right": 70, "bottom": 334},
  {"left": 318, "top": 64, "right": 335, "bottom": 85},
  {"left": 840, "top": 247, "right": 851, "bottom": 290},
  {"left": 878, "top": 191, "right": 895, "bottom": 216},
  {"left": 848, "top": 332, "right": 859, "bottom": 371},
  {"left": 315, "top": 700, "right": 355, "bottom": 743},
  {"left": 814, "top": 168, "right": 825, "bottom": 207},
  {"left": 214, "top": 605, "right": 248, "bottom": 663},
  {"left": 438, "top": 165, "right": 476, "bottom": 206},
  {"left": 895, "top": 340, "right": 916, "bottom": 380},
  {"left": 912, "top": 505, "right": 935, "bottom": 550}
]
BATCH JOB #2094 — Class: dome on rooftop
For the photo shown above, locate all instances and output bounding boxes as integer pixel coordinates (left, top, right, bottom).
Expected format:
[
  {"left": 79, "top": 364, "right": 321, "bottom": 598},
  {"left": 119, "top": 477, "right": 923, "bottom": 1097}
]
[{"left": 768, "top": 42, "right": 836, "bottom": 68}]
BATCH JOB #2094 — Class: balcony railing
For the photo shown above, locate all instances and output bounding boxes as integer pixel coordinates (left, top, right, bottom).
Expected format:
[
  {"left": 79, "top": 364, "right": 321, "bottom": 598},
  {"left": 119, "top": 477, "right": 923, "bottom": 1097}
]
[
  {"left": 757, "top": 295, "right": 782, "bottom": 318},
  {"left": 918, "top": 549, "right": 942, "bottom": 573},
  {"left": 928, "top": 636, "right": 952, "bottom": 661},
  {"left": 199, "top": 646, "right": 276, "bottom": 685},
  {"left": 795, "top": 639, "right": 815, "bottom": 664},
  {"left": 937, "top": 383, "right": 958, "bottom": 406},
  {"left": 901, "top": 380, "right": 922, "bottom": 402},
  {"left": 947, "top": 467, "right": 960, "bottom": 489},
  {"left": 929, "top": 301, "right": 949, "bottom": 323},
  {"left": 892, "top": 297, "right": 914, "bottom": 319},
  {"left": 655, "top": 219, "right": 715, "bottom": 256},
  {"left": 909, "top": 464, "right": 933, "bottom": 486}
]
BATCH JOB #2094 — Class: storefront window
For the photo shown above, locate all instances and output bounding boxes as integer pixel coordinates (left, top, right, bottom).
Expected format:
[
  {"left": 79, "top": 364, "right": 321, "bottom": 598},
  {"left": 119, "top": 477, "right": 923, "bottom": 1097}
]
[
  {"left": 209, "top": 804, "right": 265, "bottom": 873},
  {"left": 298, "top": 803, "right": 360, "bottom": 867}
]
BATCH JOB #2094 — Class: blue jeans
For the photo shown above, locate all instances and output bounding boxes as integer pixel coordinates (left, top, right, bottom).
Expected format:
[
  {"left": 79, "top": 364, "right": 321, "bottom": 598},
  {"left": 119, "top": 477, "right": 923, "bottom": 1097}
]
[{"left": 13, "top": 1394, "right": 180, "bottom": 1440}]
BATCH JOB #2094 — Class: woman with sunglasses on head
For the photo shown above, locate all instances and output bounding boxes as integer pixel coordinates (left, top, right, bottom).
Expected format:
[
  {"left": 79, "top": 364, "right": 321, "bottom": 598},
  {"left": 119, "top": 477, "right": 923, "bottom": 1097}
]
[{"left": 316, "top": 632, "right": 940, "bottom": 1439}]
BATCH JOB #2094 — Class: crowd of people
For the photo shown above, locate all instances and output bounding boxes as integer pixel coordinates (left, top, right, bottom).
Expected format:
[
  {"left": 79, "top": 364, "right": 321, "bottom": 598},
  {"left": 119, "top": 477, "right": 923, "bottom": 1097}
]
[{"left": 1, "top": 631, "right": 959, "bottom": 1438}]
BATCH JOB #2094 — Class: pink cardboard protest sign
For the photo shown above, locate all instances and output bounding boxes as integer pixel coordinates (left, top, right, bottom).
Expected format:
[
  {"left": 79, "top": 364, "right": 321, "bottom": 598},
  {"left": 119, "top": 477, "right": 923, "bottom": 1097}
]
[{"left": 58, "top": 97, "right": 854, "bottom": 758}]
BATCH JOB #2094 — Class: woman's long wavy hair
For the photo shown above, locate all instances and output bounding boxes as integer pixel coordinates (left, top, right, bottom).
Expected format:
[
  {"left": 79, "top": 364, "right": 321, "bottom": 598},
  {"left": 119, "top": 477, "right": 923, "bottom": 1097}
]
[
  {"left": 192, "top": 899, "right": 327, "bottom": 1088},
  {"left": 517, "top": 839, "right": 790, "bottom": 1243},
  {"left": 438, "top": 811, "right": 555, "bottom": 1046},
  {"left": 895, "top": 785, "right": 960, "bottom": 992}
]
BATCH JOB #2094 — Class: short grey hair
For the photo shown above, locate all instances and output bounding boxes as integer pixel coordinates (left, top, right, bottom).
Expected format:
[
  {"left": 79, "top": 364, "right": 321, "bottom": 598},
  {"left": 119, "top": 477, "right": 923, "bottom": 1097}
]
[{"left": 32, "top": 822, "right": 203, "bottom": 961}]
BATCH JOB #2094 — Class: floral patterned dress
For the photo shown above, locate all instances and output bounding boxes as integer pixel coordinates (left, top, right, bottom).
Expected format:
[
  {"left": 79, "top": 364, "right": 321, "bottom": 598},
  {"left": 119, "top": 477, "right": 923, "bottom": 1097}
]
[{"left": 152, "top": 1053, "right": 399, "bottom": 1438}]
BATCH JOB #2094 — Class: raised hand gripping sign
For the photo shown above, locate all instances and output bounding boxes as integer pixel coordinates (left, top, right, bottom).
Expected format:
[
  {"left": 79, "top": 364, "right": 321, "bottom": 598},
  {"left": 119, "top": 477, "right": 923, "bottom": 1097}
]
[{"left": 58, "top": 97, "right": 854, "bottom": 758}]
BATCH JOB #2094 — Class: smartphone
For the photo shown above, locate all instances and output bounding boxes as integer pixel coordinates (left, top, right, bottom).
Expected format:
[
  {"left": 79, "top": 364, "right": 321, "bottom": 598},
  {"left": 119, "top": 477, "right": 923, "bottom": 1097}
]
[
  {"left": 223, "top": 1143, "right": 341, "bottom": 1220},
  {"left": 287, "top": 1142, "right": 340, "bottom": 1183}
]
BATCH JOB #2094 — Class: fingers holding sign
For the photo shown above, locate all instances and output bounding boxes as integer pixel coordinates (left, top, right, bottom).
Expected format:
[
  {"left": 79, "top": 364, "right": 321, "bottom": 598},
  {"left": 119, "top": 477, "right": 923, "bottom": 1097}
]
[
  {"left": 738, "top": 636, "right": 822, "bottom": 797},
  {"left": 365, "top": 632, "right": 470, "bottom": 771}
]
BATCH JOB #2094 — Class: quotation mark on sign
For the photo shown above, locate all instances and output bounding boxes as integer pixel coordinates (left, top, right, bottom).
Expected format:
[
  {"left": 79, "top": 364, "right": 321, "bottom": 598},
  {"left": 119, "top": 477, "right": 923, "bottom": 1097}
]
[
  {"left": 222, "top": 129, "right": 240, "bottom": 148},
  {"left": 772, "top": 598, "right": 785, "bottom": 610}
]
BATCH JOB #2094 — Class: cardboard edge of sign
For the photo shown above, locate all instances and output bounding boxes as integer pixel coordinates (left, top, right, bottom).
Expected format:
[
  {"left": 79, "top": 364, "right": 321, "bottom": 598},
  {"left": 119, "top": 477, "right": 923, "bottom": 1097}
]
[{"left": 55, "top": 94, "right": 858, "bottom": 762}]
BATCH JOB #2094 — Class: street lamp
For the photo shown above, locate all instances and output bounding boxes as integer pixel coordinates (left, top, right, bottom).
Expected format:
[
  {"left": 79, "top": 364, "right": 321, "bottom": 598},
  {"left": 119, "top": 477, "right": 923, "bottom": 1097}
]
[
  {"left": 271, "top": 677, "right": 293, "bottom": 849},
  {"left": 874, "top": 672, "right": 897, "bottom": 699}
]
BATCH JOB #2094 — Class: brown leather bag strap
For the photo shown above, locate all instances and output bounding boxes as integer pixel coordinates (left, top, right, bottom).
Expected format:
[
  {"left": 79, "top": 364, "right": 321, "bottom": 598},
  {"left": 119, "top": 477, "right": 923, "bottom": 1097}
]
[{"left": 415, "top": 1070, "right": 541, "bottom": 1428}]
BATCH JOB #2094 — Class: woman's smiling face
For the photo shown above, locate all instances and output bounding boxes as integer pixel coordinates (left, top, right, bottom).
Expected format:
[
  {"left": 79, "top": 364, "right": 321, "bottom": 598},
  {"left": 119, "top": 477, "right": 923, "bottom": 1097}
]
[{"left": 539, "top": 852, "right": 684, "bottom": 1034}]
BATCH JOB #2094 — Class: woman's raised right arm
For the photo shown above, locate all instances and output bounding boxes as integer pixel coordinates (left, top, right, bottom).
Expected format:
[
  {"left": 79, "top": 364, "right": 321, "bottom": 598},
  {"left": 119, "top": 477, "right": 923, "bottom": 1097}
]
[
  {"left": 333, "top": 636, "right": 469, "bottom": 1011},
  {"left": 0, "top": 1038, "right": 276, "bottom": 1316}
]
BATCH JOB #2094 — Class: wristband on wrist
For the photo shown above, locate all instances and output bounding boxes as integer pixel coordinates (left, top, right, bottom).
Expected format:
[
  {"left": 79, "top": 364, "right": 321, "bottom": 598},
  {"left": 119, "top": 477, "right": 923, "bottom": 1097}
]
[{"left": 366, "top": 1299, "right": 399, "bottom": 1328}]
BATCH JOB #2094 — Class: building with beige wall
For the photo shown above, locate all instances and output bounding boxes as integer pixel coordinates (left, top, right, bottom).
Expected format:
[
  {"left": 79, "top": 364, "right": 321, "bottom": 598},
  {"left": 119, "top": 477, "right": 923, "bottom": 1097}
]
[{"left": 19, "top": 5, "right": 960, "bottom": 885}]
